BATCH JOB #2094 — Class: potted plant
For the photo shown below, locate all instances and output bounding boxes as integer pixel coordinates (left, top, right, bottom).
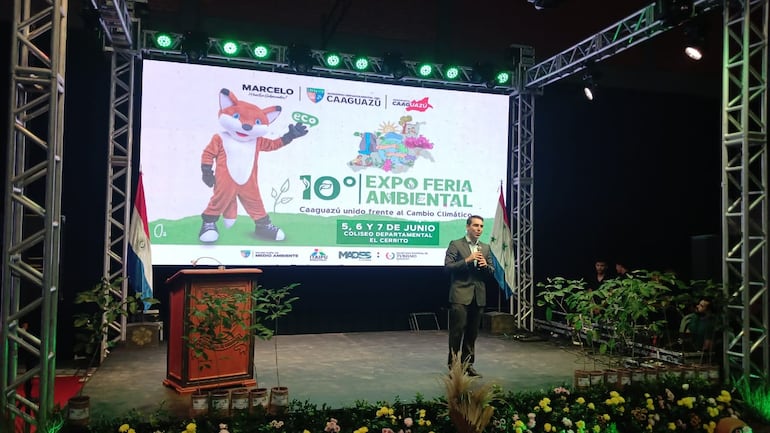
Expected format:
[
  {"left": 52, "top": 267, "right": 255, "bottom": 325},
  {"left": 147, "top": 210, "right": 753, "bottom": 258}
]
[
  {"left": 252, "top": 283, "right": 299, "bottom": 414},
  {"left": 183, "top": 282, "right": 299, "bottom": 414},
  {"left": 71, "top": 277, "right": 159, "bottom": 425}
]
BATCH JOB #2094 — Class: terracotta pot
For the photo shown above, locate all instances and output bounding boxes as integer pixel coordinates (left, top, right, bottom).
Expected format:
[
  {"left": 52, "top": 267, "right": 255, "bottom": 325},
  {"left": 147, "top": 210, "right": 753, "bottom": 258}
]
[
  {"left": 589, "top": 370, "right": 604, "bottom": 386},
  {"left": 191, "top": 391, "right": 209, "bottom": 417},
  {"left": 714, "top": 417, "right": 746, "bottom": 433},
  {"left": 574, "top": 370, "right": 591, "bottom": 389},
  {"left": 230, "top": 388, "right": 250, "bottom": 412},
  {"left": 268, "top": 386, "right": 289, "bottom": 415},
  {"left": 210, "top": 389, "right": 230, "bottom": 417},
  {"left": 67, "top": 395, "right": 90, "bottom": 426},
  {"left": 249, "top": 388, "right": 269, "bottom": 414}
]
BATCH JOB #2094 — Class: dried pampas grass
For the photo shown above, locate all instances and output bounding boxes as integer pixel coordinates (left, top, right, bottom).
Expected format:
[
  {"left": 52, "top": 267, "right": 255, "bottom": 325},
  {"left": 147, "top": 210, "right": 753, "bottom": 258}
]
[{"left": 441, "top": 353, "right": 500, "bottom": 433}]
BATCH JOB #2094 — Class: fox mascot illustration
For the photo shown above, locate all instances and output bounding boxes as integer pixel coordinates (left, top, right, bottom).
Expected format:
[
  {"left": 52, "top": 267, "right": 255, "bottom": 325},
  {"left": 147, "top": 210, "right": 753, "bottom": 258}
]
[{"left": 198, "top": 88, "right": 308, "bottom": 243}]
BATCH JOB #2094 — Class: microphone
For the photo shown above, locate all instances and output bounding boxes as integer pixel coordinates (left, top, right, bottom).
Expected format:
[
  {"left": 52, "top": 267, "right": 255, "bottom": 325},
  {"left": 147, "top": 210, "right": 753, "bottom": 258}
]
[
  {"left": 472, "top": 244, "right": 479, "bottom": 268},
  {"left": 191, "top": 256, "right": 226, "bottom": 270}
]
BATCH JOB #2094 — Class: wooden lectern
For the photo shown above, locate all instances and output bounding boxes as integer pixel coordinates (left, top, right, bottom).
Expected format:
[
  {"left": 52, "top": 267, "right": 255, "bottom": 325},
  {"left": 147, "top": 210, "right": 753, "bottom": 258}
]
[{"left": 164, "top": 268, "right": 262, "bottom": 393}]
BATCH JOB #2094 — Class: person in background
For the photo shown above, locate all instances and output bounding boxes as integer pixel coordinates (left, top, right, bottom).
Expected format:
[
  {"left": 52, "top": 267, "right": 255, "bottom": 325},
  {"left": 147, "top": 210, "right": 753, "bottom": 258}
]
[
  {"left": 444, "top": 215, "right": 495, "bottom": 377},
  {"left": 686, "top": 297, "right": 716, "bottom": 357},
  {"left": 615, "top": 261, "right": 630, "bottom": 279},
  {"left": 588, "top": 259, "right": 611, "bottom": 290}
]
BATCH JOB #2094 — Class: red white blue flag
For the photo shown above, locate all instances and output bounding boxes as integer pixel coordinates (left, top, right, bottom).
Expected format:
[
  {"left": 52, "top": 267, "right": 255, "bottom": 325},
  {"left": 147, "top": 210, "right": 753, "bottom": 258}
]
[
  {"left": 489, "top": 189, "right": 514, "bottom": 299},
  {"left": 127, "top": 172, "right": 153, "bottom": 310}
]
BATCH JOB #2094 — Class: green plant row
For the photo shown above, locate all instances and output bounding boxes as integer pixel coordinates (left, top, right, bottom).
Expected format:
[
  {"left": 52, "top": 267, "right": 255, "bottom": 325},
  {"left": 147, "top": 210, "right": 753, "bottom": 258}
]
[{"left": 67, "top": 374, "right": 770, "bottom": 433}]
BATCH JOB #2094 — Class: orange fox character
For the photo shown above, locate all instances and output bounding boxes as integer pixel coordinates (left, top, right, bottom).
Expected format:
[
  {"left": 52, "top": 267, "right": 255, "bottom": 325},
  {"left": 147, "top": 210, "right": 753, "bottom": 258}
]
[{"left": 199, "top": 88, "right": 308, "bottom": 243}]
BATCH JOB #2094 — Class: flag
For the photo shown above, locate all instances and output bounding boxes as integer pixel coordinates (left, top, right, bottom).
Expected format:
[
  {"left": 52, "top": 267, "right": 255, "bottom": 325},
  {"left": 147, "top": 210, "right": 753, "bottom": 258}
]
[
  {"left": 489, "top": 190, "right": 514, "bottom": 299},
  {"left": 127, "top": 172, "right": 153, "bottom": 310}
]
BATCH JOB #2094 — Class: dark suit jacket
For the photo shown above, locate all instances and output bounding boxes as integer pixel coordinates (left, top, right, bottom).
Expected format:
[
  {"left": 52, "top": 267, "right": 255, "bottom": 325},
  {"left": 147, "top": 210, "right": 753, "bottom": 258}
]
[{"left": 444, "top": 237, "right": 495, "bottom": 306}]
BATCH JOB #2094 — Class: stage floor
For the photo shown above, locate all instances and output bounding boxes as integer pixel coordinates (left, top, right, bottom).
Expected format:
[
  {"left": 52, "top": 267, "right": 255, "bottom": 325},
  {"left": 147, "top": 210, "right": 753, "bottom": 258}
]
[{"left": 79, "top": 330, "right": 592, "bottom": 418}]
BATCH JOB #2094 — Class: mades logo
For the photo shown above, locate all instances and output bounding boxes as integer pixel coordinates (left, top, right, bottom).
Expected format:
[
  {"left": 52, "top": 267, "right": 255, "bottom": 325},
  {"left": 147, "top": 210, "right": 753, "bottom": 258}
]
[
  {"left": 307, "top": 88, "right": 325, "bottom": 103},
  {"left": 338, "top": 251, "right": 372, "bottom": 260}
]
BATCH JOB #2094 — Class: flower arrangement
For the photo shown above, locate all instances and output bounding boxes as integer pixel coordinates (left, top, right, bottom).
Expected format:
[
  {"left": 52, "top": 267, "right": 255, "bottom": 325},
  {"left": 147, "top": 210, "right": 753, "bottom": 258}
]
[{"left": 80, "top": 375, "right": 764, "bottom": 433}]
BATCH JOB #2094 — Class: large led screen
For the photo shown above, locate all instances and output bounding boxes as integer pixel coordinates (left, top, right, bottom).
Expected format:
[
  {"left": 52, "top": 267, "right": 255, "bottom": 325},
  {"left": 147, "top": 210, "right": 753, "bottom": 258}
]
[{"left": 139, "top": 59, "right": 510, "bottom": 266}]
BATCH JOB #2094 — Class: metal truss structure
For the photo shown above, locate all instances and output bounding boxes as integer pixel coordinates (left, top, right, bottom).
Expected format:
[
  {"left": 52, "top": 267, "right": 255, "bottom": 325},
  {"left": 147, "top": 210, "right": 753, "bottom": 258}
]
[
  {"left": 100, "top": 49, "right": 137, "bottom": 364},
  {"left": 1, "top": 0, "right": 68, "bottom": 431},
  {"left": 3, "top": 0, "right": 768, "bottom": 428},
  {"left": 525, "top": 0, "right": 722, "bottom": 89},
  {"left": 139, "top": 30, "right": 519, "bottom": 93},
  {"left": 510, "top": 89, "right": 536, "bottom": 330},
  {"left": 720, "top": 0, "right": 769, "bottom": 382}
]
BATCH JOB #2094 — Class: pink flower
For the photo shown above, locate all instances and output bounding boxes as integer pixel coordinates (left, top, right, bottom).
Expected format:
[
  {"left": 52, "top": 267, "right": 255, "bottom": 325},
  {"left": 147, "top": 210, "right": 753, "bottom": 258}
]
[{"left": 404, "top": 417, "right": 413, "bottom": 427}]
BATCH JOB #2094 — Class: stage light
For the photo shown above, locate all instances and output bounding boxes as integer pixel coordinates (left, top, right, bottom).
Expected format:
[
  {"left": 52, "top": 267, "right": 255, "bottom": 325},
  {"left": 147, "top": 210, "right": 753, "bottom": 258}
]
[
  {"left": 417, "top": 63, "right": 434, "bottom": 78},
  {"left": 582, "top": 73, "right": 596, "bottom": 101},
  {"left": 352, "top": 55, "right": 370, "bottom": 71},
  {"left": 382, "top": 52, "right": 408, "bottom": 79},
  {"left": 494, "top": 71, "right": 512, "bottom": 86},
  {"left": 252, "top": 44, "right": 271, "bottom": 59},
  {"left": 221, "top": 40, "right": 240, "bottom": 57},
  {"left": 287, "top": 44, "right": 313, "bottom": 73},
  {"left": 154, "top": 32, "right": 174, "bottom": 49},
  {"left": 324, "top": 52, "right": 342, "bottom": 68},
  {"left": 180, "top": 31, "right": 210, "bottom": 61},
  {"left": 683, "top": 22, "right": 705, "bottom": 61},
  {"left": 445, "top": 66, "right": 461, "bottom": 80}
]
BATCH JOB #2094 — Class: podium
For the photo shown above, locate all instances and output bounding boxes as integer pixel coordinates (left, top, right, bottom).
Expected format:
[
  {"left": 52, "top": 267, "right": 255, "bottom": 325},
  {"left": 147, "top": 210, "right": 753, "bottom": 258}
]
[{"left": 164, "top": 268, "right": 262, "bottom": 393}]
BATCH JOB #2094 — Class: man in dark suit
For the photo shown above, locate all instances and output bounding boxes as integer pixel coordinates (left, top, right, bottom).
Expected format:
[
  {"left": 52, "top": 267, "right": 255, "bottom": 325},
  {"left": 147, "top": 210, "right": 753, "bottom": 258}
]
[{"left": 444, "top": 214, "right": 495, "bottom": 377}]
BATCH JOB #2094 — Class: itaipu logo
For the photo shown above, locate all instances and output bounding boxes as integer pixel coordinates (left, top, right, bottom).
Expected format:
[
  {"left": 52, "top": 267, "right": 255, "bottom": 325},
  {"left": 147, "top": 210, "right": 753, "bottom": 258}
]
[
  {"left": 306, "top": 88, "right": 325, "bottom": 103},
  {"left": 309, "top": 248, "right": 328, "bottom": 261}
]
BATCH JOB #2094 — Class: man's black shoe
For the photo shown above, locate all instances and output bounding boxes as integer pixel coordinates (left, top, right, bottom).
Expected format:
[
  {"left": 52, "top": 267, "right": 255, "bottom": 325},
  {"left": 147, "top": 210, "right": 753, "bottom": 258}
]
[{"left": 466, "top": 366, "right": 481, "bottom": 377}]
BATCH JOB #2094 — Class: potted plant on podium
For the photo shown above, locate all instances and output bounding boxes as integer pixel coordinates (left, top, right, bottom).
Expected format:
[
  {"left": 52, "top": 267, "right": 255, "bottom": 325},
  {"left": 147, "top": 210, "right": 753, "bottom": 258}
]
[{"left": 184, "top": 282, "right": 299, "bottom": 415}]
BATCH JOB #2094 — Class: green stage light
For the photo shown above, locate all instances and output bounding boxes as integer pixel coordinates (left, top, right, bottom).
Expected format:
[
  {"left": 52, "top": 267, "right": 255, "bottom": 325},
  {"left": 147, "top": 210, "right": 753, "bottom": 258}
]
[
  {"left": 353, "top": 56, "right": 369, "bottom": 71},
  {"left": 154, "top": 33, "right": 174, "bottom": 49},
  {"left": 325, "top": 53, "right": 342, "bottom": 68},
  {"left": 253, "top": 44, "right": 271, "bottom": 59},
  {"left": 445, "top": 66, "right": 461, "bottom": 80},
  {"left": 495, "top": 71, "right": 511, "bottom": 85},
  {"left": 222, "top": 40, "right": 239, "bottom": 56},
  {"left": 417, "top": 63, "right": 433, "bottom": 77}
]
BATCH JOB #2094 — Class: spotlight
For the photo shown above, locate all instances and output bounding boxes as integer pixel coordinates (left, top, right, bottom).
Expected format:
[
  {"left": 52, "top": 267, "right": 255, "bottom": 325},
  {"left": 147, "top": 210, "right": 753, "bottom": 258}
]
[
  {"left": 683, "top": 22, "right": 705, "bottom": 61},
  {"left": 153, "top": 32, "right": 175, "bottom": 49},
  {"left": 417, "top": 63, "right": 434, "bottom": 78},
  {"left": 444, "top": 66, "right": 461, "bottom": 80},
  {"left": 582, "top": 73, "right": 597, "bottom": 101},
  {"left": 352, "top": 55, "right": 370, "bottom": 71},
  {"left": 324, "top": 52, "right": 342, "bottom": 68},
  {"left": 180, "top": 30, "right": 210, "bottom": 61},
  {"left": 382, "top": 52, "right": 408, "bottom": 80},
  {"left": 494, "top": 70, "right": 512, "bottom": 86},
  {"left": 221, "top": 40, "right": 240, "bottom": 57},
  {"left": 287, "top": 44, "right": 313, "bottom": 73},
  {"left": 252, "top": 44, "right": 271, "bottom": 59}
]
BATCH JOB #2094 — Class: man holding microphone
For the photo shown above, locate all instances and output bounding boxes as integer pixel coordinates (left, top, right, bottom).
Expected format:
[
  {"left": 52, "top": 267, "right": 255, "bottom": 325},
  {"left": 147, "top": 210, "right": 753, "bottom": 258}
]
[{"left": 444, "top": 214, "right": 495, "bottom": 377}]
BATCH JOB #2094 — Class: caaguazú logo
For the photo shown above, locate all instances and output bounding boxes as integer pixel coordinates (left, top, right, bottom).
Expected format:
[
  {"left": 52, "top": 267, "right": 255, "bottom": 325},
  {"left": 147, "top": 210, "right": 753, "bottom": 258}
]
[{"left": 306, "top": 88, "right": 325, "bottom": 103}]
